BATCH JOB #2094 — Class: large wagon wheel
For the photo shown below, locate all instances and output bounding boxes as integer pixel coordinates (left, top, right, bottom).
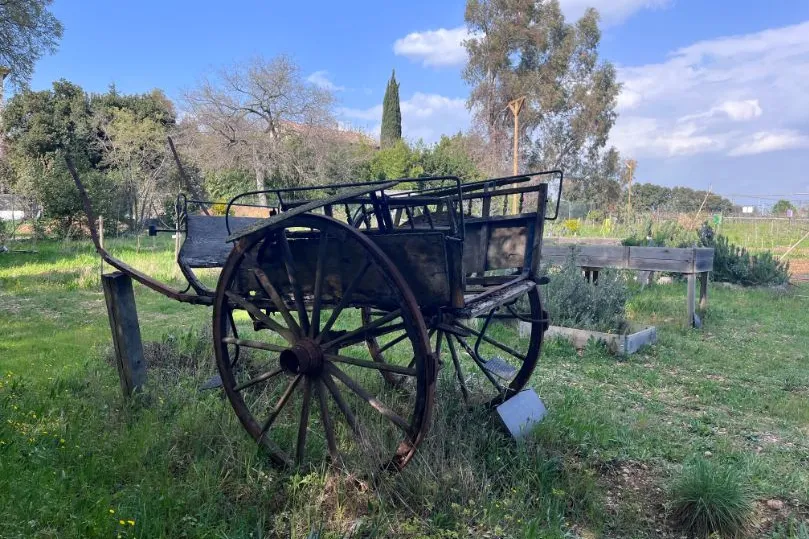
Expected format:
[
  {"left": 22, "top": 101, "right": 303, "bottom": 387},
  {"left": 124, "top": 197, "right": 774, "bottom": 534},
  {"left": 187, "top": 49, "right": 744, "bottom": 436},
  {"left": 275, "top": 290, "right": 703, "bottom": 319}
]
[
  {"left": 213, "top": 214, "right": 435, "bottom": 471},
  {"left": 364, "top": 285, "right": 546, "bottom": 407}
]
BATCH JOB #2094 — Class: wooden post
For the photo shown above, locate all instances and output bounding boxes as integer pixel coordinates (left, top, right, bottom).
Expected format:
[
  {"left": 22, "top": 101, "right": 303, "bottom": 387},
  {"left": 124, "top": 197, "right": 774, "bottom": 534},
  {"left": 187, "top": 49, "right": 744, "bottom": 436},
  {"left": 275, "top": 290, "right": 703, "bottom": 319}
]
[
  {"left": 687, "top": 273, "right": 696, "bottom": 328},
  {"left": 508, "top": 96, "right": 526, "bottom": 215},
  {"left": 699, "top": 272, "right": 709, "bottom": 310},
  {"left": 98, "top": 216, "right": 104, "bottom": 275},
  {"left": 102, "top": 272, "right": 147, "bottom": 397}
]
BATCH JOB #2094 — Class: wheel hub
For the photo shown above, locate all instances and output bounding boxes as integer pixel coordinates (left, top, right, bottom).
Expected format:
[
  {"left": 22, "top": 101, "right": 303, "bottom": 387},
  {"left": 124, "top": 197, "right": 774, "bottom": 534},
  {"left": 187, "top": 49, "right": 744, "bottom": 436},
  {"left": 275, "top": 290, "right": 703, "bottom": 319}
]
[{"left": 280, "top": 338, "right": 323, "bottom": 375}]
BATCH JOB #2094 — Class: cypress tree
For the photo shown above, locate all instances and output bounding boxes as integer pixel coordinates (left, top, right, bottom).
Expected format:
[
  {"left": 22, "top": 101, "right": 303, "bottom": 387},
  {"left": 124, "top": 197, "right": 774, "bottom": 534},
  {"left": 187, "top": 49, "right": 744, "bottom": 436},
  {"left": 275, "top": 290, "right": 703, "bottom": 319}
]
[{"left": 380, "top": 70, "right": 402, "bottom": 148}]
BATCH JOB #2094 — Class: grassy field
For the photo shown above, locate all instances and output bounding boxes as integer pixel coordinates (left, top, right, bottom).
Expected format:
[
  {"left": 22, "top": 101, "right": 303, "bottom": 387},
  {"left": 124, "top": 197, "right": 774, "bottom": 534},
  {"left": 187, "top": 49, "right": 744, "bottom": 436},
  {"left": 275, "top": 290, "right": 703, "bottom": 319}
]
[{"left": 1, "top": 237, "right": 808, "bottom": 538}]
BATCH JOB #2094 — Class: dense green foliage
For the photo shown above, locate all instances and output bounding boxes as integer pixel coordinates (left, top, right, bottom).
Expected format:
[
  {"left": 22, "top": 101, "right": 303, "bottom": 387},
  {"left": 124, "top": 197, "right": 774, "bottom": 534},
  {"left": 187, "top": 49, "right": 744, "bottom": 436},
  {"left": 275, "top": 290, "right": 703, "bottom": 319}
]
[
  {"left": 629, "top": 183, "right": 734, "bottom": 213},
  {"left": 772, "top": 199, "right": 796, "bottom": 216},
  {"left": 622, "top": 219, "right": 695, "bottom": 248},
  {"left": 2, "top": 80, "right": 176, "bottom": 233},
  {"left": 670, "top": 459, "right": 753, "bottom": 538},
  {"left": 707, "top": 233, "right": 790, "bottom": 287},
  {"left": 380, "top": 70, "right": 402, "bottom": 149},
  {"left": 543, "top": 255, "right": 629, "bottom": 333},
  {"left": 0, "top": 0, "right": 63, "bottom": 88}
]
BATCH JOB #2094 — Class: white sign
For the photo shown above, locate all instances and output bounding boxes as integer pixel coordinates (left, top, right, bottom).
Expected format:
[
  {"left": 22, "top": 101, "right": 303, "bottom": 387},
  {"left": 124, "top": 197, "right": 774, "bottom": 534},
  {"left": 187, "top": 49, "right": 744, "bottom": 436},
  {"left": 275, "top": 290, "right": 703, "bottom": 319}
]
[{"left": 742, "top": 206, "right": 755, "bottom": 214}]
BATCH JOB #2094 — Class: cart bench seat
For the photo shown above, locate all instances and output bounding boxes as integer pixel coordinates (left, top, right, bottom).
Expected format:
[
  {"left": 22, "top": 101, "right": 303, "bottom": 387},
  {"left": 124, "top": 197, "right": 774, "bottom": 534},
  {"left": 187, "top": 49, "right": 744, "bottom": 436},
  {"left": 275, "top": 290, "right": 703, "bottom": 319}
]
[{"left": 180, "top": 215, "right": 261, "bottom": 268}]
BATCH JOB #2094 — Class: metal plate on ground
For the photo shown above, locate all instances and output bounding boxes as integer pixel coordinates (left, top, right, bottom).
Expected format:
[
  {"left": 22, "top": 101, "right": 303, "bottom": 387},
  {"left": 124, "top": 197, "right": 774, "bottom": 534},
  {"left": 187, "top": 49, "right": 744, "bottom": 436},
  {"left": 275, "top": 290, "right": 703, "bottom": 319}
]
[
  {"left": 199, "top": 374, "right": 223, "bottom": 391},
  {"left": 482, "top": 357, "right": 518, "bottom": 381},
  {"left": 495, "top": 389, "right": 547, "bottom": 439}
]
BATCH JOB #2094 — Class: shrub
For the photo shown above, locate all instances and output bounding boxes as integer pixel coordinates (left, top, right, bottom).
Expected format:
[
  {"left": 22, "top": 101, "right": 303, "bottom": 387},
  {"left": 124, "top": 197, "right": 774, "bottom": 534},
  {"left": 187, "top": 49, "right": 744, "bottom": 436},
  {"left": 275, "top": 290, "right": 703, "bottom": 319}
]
[
  {"left": 700, "top": 225, "right": 789, "bottom": 286},
  {"left": 669, "top": 459, "right": 752, "bottom": 538},
  {"left": 562, "top": 218, "right": 581, "bottom": 236},
  {"left": 623, "top": 219, "right": 694, "bottom": 248},
  {"left": 543, "top": 254, "right": 629, "bottom": 333},
  {"left": 586, "top": 209, "right": 605, "bottom": 223}
]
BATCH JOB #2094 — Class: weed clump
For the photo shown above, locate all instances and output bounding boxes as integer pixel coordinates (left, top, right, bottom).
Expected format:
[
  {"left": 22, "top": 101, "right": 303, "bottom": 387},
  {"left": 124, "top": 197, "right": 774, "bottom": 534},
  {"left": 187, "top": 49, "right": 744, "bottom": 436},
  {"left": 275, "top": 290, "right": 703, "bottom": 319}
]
[{"left": 669, "top": 459, "right": 752, "bottom": 538}]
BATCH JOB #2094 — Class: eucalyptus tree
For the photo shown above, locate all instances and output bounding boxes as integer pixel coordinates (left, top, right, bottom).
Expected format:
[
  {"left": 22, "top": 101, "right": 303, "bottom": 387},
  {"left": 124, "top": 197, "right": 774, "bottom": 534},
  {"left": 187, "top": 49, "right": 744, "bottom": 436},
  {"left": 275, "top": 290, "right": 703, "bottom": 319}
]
[
  {"left": 464, "top": 0, "right": 621, "bottom": 195},
  {"left": 0, "top": 0, "right": 63, "bottom": 89}
]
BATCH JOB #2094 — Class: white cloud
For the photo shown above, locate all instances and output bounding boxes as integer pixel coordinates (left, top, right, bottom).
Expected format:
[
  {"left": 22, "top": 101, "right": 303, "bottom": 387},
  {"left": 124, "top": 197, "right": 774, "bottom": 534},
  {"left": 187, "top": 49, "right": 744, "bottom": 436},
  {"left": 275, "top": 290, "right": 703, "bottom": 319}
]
[
  {"left": 306, "top": 70, "right": 345, "bottom": 92},
  {"left": 611, "top": 117, "right": 725, "bottom": 157},
  {"left": 338, "top": 92, "right": 470, "bottom": 143},
  {"left": 729, "top": 130, "right": 809, "bottom": 156},
  {"left": 612, "top": 20, "right": 809, "bottom": 159},
  {"left": 679, "top": 99, "right": 763, "bottom": 123},
  {"left": 558, "top": 0, "right": 670, "bottom": 25},
  {"left": 393, "top": 27, "right": 473, "bottom": 67}
]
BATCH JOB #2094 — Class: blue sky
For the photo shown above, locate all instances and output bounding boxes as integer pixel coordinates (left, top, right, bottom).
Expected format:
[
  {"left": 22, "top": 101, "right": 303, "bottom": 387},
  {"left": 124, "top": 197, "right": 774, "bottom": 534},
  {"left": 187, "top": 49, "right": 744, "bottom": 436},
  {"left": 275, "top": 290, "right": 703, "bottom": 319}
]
[{"left": 26, "top": 0, "right": 809, "bottom": 204}]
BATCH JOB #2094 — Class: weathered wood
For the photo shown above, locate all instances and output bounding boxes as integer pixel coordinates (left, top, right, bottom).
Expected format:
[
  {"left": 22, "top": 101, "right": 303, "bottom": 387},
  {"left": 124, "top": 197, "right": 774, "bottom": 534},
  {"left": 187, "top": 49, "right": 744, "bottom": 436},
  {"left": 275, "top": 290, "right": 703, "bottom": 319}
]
[
  {"left": 180, "top": 216, "right": 261, "bottom": 268},
  {"left": 542, "top": 324, "right": 657, "bottom": 355},
  {"left": 687, "top": 273, "right": 696, "bottom": 327},
  {"left": 699, "top": 272, "right": 709, "bottom": 310},
  {"left": 459, "top": 280, "right": 536, "bottom": 319},
  {"left": 102, "top": 272, "right": 147, "bottom": 397},
  {"left": 695, "top": 248, "right": 715, "bottom": 272},
  {"left": 237, "top": 231, "right": 452, "bottom": 310},
  {"left": 540, "top": 245, "right": 714, "bottom": 274}
]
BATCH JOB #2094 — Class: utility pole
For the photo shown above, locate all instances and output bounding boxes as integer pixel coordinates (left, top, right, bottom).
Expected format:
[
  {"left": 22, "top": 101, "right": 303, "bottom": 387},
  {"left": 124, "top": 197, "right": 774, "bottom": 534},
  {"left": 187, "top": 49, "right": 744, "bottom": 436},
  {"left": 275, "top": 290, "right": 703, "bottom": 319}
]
[
  {"left": 0, "top": 67, "right": 9, "bottom": 160},
  {"left": 508, "top": 96, "right": 526, "bottom": 215},
  {"left": 624, "top": 159, "right": 636, "bottom": 218}
]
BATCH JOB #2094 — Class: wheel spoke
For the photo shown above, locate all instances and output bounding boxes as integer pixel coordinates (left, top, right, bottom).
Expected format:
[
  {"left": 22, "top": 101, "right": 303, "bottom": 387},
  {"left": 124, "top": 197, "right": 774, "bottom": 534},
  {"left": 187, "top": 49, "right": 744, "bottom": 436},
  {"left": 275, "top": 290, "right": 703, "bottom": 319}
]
[
  {"left": 320, "top": 309, "right": 403, "bottom": 350},
  {"left": 325, "top": 353, "right": 417, "bottom": 376},
  {"left": 225, "top": 291, "right": 295, "bottom": 343},
  {"left": 310, "top": 231, "right": 330, "bottom": 338},
  {"left": 453, "top": 321, "right": 526, "bottom": 362},
  {"left": 445, "top": 333, "right": 470, "bottom": 403},
  {"left": 326, "top": 363, "right": 412, "bottom": 435},
  {"left": 378, "top": 331, "right": 408, "bottom": 354},
  {"left": 233, "top": 366, "right": 283, "bottom": 392},
  {"left": 322, "top": 372, "right": 359, "bottom": 435},
  {"left": 227, "top": 307, "right": 242, "bottom": 368},
  {"left": 259, "top": 374, "right": 302, "bottom": 438},
  {"left": 278, "top": 230, "right": 310, "bottom": 336},
  {"left": 253, "top": 267, "right": 302, "bottom": 338},
  {"left": 222, "top": 337, "right": 286, "bottom": 353},
  {"left": 451, "top": 334, "right": 507, "bottom": 394},
  {"left": 296, "top": 378, "right": 312, "bottom": 465},
  {"left": 316, "top": 260, "right": 372, "bottom": 342},
  {"left": 315, "top": 378, "right": 339, "bottom": 461}
]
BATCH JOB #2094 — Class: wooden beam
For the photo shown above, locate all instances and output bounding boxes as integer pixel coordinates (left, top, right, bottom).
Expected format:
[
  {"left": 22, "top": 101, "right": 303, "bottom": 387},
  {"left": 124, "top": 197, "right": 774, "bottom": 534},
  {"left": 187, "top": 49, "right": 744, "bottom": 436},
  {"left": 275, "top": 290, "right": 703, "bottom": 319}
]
[{"left": 102, "top": 272, "right": 147, "bottom": 397}]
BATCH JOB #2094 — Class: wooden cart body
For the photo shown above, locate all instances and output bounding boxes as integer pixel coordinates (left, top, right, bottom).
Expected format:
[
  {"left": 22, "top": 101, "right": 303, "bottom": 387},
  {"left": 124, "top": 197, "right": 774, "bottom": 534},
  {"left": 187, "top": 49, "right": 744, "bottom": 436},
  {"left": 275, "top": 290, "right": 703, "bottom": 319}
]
[{"left": 176, "top": 172, "right": 562, "bottom": 318}]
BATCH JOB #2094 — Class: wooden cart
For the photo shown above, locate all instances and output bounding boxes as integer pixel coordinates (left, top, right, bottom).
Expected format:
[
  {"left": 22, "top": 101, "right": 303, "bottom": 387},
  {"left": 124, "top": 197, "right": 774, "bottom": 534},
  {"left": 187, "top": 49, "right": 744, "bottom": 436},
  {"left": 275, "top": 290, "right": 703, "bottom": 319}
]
[{"left": 70, "top": 162, "right": 562, "bottom": 471}]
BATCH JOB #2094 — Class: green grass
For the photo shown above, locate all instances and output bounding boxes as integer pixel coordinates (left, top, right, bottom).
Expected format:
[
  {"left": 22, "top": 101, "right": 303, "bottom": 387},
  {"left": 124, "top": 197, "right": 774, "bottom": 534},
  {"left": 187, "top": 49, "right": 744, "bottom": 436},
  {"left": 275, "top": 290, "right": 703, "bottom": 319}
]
[
  {"left": 1, "top": 238, "right": 809, "bottom": 538},
  {"left": 669, "top": 459, "right": 753, "bottom": 538}
]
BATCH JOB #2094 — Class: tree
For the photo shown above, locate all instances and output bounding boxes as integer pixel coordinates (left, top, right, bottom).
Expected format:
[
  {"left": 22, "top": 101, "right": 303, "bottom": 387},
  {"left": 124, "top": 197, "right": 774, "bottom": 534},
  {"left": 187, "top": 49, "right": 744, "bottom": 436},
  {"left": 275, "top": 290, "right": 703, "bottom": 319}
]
[
  {"left": 183, "top": 55, "right": 335, "bottom": 205},
  {"left": 380, "top": 70, "right": 402, "bottom": 149},
  {"left": 96, "top": 108, "right": 170, "bottom": 229},
  {"left": 3, "top": 81, "right": 176, "bottom": 233},
  {"left": 420, "top": 133, "right": 482, "bottom": 180},
  {"left": 367, "top": 139, "right": 416, "bottom": 180},
  {"left": 562, "top": 147, "right": 622, "bottom": 209},
  {"left": 0, "top": 0, "right": 63, "bottom": 89},
  {"left": 464, "top": 0, "right": 620, "bottom": 177},
  {"left": 772, "top": 199, "right": 795, "bottom": 216}
]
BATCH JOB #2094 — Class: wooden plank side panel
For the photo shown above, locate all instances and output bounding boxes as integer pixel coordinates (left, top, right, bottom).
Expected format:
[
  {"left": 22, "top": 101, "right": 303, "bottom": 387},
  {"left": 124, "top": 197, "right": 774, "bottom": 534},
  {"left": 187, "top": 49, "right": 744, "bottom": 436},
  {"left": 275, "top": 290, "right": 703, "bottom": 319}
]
[
  {"left": 238, "top": 232, "right": 451, "bottom": 310},
  {"left": 629, "top": 247, "right": 695, "bottom": 262},
  {"left": 695, "top": 248, "right": 715, "bottom": 272},
  {"left": 182, "top": 216, "right": 261, "bottom": 268},
  {"left": 463, "top": 222, "right": 530, "bottom": 273}
]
